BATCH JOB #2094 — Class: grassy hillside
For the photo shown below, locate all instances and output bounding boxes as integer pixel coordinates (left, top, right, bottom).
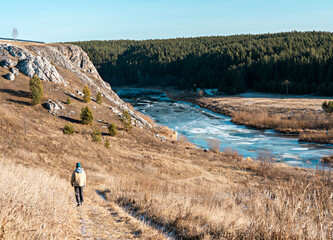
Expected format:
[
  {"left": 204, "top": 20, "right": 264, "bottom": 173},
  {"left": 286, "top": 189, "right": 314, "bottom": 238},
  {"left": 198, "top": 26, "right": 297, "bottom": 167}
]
[
  {"left": 1, "top": 42, "right": 333, "bottom": 239},
  {"left": 71, "top": 31, "right": 333, "bottom": 95}
]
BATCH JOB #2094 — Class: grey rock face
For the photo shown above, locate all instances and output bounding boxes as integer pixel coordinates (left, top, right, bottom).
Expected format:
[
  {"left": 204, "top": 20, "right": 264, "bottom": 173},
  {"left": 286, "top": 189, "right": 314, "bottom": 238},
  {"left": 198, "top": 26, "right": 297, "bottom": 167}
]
[
  {"left": 0, "top": 59, "right": 17, "bottom": 68},
  {"left": 16, "top": 58, "right": 34, "bottom": 77},
  {"left": 3, "top": 73, "right": 15, "bottom": 81},
  {"left": 16, "top": 56, "right": 66, "bottom": 85},
  {"left": 9, "top": 67, "right": 19, "bottom": 76}
]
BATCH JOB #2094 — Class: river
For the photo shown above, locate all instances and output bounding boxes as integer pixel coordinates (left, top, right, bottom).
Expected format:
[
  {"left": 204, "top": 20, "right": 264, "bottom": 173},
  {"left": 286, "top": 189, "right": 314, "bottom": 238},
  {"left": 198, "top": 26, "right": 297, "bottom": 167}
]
[{"left": 116, "top": 88, "right": 333, "bottom": 169}]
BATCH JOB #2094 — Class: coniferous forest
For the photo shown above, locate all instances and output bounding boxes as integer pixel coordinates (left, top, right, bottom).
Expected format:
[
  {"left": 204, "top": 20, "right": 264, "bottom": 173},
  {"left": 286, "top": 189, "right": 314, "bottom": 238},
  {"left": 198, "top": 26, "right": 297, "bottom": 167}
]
[{"left": 71, "top": 31, "right": 333, "bottom": 95}]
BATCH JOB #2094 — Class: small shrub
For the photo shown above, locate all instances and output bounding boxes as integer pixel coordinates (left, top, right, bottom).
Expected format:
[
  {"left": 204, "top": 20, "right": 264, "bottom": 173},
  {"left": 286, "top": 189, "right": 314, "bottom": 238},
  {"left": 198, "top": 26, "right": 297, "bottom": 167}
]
[
  {"left": 29, "top": 75, "right": 43, "bottom": 106},
  {"left": 321, "top": 155, "right": 333, "bottom": 167},
  {"left": 83, "top": 85, "right": 91, "bottom": 103},
  {"left": 104, "top": 139, "right": 110, "bottom": 149},
  {"left": 91, "top": 127, "right": 102, "bottom": 143},
  {"left": 223, "top": 147, "right": 241, "bottom": 158},
  {"left": 257, "top": 149, "right": 275, "bottom": 176},
  {"left": 207, "top": 138, "right": 221, "bottom": 153},
  {"left": 108, "top": 123, "right": 117, "bottom": 136},
  {"left": 322, "top": 101, "right": 333, "bottom": 114},
  {"left": 65, "top": 96, "right": 71, "bottom": 105},
  {"left": 80, "top": 106, "right": 94, "bottom": 125},
  {"left": 96, "top": 92, "right": 102, "bottom": 104},
  {"left": 63, "top": 122, "right": 75, "bottom": 135},
  {"left": 120, "top": 111, "right": 132, "bottom": 131}
]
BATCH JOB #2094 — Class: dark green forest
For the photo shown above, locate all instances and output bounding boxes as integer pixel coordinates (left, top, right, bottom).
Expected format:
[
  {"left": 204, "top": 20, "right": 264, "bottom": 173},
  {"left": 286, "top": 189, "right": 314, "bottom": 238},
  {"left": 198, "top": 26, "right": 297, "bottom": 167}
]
[{"left": 70, "top": 31, "right": 333, "bottom": 95}]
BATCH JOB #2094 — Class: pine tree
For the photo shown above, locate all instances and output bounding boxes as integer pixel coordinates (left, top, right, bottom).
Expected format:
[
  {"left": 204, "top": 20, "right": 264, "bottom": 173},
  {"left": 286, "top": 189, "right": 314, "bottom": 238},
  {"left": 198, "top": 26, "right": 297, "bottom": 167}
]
[
  {"left": 322, "top": 101, "right": 333, "bottom": 114},
  {"left": 83, "top": 85, "right": 91, "bottom": 103},
  {"left": 29, "top": 75, "right": 43, "bottom": 106},
  {"left": 66, "top": 96, "right": 71, "bottom": 105},
  {"left": 80, "top": 106, "right": 94, "bottom": 124},
  {"left": 91, "top": 126, "right": 102, "bottom": 143},
  {"left": 63, "top": 122, "right": 75, "bottom": 134},
  {"left": 96, "top": 92, "right": 102, "bottom": 104},
  {"left": 120, "top": 111, "right": 132, "bottom": 131},
  {"left": 104, "top": 139, "right": 111, "bottom": 148},
  {"left": 108, "top": 123, "right": 117, "bottom": 136}
]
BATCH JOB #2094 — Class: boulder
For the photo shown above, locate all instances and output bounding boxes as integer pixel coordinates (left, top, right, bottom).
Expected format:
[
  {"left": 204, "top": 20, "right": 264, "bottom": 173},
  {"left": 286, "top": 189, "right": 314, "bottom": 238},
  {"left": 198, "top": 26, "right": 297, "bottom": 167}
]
[
  {"left": 3, "top": 73, "right": 15, "bottom": 81},
  {"left": 9, "top": 67, "right": 19, "bottom": 76},
  {"left": 43, "top": 100, "right": 62, "bottom": 114},
  {"left": 0, "top": 59, "right": 17, "bottom": 68},
  {"left": 16, "top": 58, "right": 35, "bottom": 77}
]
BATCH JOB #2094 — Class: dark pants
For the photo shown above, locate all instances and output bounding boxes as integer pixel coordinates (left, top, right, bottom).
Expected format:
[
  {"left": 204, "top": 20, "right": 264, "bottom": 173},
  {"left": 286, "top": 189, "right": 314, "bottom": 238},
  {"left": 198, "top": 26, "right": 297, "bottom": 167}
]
[{"left": 74, "top": 186, "right": 84, "bottom": 205}]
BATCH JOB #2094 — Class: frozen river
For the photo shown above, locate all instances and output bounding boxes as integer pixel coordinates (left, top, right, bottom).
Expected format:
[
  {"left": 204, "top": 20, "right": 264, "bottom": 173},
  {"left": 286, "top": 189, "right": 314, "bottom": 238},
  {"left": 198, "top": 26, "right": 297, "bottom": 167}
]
[{"left": 117, "top": 88, "right": 333, "bottom": 169}]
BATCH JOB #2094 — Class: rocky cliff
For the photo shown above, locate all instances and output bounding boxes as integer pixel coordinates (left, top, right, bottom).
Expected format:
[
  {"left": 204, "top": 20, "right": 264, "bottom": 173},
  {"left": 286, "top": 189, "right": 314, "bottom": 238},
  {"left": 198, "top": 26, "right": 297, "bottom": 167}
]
[{"left": 0, "top": 42, "right": 151, "bottom": 128}]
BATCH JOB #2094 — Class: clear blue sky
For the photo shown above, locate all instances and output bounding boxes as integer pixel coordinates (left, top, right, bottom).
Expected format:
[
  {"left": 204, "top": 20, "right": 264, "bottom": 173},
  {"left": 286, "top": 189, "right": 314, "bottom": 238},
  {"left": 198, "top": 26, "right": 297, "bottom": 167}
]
[{"left": 1, "top": 0, "right": 333, "bottom": 42}]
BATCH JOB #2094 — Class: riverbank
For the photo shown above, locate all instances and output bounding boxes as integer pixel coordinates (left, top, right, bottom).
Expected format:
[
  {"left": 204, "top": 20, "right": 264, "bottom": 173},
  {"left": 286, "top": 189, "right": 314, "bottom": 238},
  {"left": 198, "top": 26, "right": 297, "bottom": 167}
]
[{"left": 155, "top": 87, "right": 333, "bottom": 145}]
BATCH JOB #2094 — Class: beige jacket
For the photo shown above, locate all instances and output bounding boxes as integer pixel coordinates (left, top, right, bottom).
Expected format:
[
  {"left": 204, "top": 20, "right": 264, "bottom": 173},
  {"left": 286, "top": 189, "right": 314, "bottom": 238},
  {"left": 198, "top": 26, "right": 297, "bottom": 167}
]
[{"left": 71, "top": 168, "right": 86, "bottom": 187}]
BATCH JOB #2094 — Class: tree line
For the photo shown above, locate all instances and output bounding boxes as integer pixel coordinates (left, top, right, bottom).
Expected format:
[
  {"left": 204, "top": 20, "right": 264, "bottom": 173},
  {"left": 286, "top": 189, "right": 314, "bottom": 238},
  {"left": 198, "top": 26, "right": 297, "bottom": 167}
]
[{"left": 70, "top": 31, "right": 333, "bottom": 95}]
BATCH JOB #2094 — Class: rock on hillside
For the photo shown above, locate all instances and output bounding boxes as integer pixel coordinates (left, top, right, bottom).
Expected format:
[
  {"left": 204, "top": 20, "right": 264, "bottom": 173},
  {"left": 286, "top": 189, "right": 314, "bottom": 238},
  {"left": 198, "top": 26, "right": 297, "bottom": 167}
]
[
  {"left": 0, "top": 42, "right": 151, "bottom": 128},
  {"left": 0, "top": 43, "right": 66, "bottom": 85}
]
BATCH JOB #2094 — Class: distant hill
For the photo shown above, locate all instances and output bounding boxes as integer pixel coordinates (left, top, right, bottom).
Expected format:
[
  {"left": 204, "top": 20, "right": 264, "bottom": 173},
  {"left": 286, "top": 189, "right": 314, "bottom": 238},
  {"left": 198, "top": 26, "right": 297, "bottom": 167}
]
[{"left": 71, "top": 31, "right": 333, "bottom": 95}]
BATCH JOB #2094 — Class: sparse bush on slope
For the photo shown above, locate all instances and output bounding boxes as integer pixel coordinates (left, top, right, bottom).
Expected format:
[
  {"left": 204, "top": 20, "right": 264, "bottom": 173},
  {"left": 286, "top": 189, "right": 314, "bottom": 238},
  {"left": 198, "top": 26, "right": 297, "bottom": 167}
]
[
  {"left": 104, "top": 138, "right": 110, "bottom": 148},
  {"left": 108, "top": 123, "right": 117, "bottom": 136},
  {"left": 83, "top": 84, "right": 91, "bottom": 103},
  {"left": 63, "top": 122, "right": 75, "bottom": 135},
  {"left": 80, "top": 106, "right": 94, "bottom": 125},
  {"left": 120, "top": 111, "right": 132, "bottom": 131},
  {"left": 91, "top": 126, "right": 102, "bottom": 143},
  {"left": 65, "top": 96, "right": 71, "bottom": 105},
  {"left": 29, "top": 75, "right": 43, "bottom": 106},
  {"left": 96, "top": 92, "right": 102, "bottom": 104}
]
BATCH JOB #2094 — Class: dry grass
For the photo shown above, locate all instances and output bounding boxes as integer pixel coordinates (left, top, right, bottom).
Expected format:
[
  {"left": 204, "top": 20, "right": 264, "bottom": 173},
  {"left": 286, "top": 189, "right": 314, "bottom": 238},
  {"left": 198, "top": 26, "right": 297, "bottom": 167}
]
[
  {"left": 223, "top": 147, "right": 242, "bottom": 159},
  {"left": 299, "top": 131, "right": 333, "bottom": 144},
  {"left": 232, "top": 111, "right": 333, "bottom": 143},
  {"left": 0, "top": 160, "right": 77, "bottom": 239},
  {"left": 207, "top": 138, "right": 221, "bottom": 153},
  {"left": 232, "top": 111, "right": 332, "bottom": 132},
  {"left": 104, "top": 174, "right": 250, "bottom": 239},
  {"left": 103, "top": 168, "right": 333, "bottom": 239}
]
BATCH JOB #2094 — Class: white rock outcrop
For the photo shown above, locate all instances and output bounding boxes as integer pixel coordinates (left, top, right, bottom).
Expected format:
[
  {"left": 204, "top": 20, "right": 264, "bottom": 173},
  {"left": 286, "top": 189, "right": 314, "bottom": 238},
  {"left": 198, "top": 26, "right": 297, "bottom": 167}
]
[
  {"left": 16, "top": 56, "right": 66, "bottom": 85},
  {"left": 0, "top": 43, "right": 67, "bottom": 85}
]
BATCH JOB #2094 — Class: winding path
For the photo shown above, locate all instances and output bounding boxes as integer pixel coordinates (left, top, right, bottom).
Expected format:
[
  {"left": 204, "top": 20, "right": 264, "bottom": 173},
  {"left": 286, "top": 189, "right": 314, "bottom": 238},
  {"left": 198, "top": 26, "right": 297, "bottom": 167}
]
[{"left": 76, "top": 189, "right": 167, "bottom": 239}]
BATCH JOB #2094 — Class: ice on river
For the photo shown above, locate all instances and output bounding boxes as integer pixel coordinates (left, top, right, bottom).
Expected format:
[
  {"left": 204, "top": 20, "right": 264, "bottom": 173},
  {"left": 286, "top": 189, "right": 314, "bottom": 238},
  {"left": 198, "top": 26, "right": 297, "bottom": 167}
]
[{"left": 117, "top": 88, "right": 333, "bottom": 169}]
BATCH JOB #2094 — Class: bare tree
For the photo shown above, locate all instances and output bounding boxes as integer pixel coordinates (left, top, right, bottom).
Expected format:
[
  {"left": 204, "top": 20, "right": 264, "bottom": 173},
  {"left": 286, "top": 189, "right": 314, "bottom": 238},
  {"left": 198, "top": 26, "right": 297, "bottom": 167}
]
[
  {"left": 282, "top": 79, "right": 291, "bottom": 95},
  {"left": 12, "top": 27, "right": 18, "bottom": 41}
]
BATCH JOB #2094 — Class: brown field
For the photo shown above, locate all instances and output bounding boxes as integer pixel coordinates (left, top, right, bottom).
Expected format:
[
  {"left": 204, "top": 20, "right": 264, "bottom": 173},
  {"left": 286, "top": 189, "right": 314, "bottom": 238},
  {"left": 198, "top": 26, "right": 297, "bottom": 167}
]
[{"left": 1, "top": 55, "right": 333, "bottom": 239}]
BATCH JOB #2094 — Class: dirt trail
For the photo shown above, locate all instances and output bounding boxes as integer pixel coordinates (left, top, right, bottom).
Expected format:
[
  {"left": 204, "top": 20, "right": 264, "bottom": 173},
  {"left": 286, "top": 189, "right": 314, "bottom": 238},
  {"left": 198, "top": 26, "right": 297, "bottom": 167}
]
[{"left": 76, "top": 189, "right": 167, "bottom": 240}]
